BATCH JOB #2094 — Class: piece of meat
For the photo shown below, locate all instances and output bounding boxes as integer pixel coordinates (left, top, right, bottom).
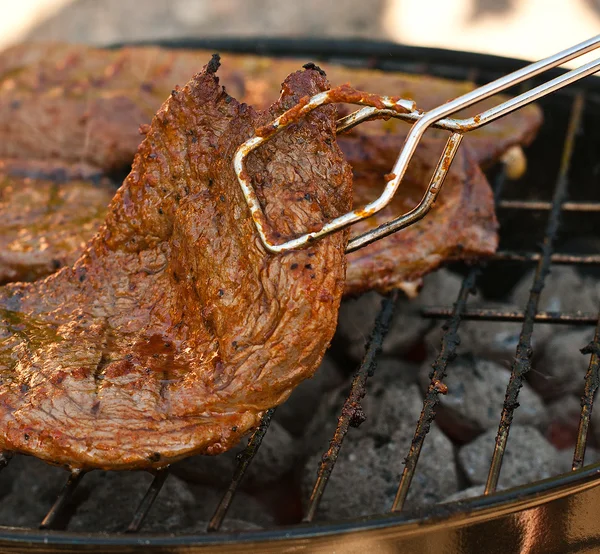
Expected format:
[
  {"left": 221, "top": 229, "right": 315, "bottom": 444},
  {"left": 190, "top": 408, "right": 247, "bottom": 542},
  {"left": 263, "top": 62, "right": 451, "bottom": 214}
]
[
  {"left": 345, "top": 139, "right": 498, "bottom": 296},
  {"left": 0, "top": 60, "right": 353, "bottom": 469},
  {"left": 0, "top": 159, "right": 115, "bottom": 285},
  {"left": 0, "top": 43, "right": 502, "bottom": 293},
  {"left": 0, "top": 43, "right": 542, "bottom": 172}
]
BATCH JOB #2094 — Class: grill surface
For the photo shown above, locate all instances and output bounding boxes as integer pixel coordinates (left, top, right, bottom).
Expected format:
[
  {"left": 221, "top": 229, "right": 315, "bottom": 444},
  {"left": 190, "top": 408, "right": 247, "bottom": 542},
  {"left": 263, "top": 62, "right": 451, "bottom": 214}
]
[{"left": 1, "top": 38, "right": 600, "bottom": 553}]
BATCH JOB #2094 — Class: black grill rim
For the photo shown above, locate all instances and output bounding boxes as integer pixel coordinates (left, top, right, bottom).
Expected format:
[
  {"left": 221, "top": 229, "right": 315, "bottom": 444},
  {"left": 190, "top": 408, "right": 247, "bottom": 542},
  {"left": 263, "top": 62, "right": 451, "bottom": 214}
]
[
  {"left": 1, "top": 37, "right": 600, "bottom": 548},
  {"left": 108, "top": 36, "right": 600, "bottom": 95},
  {"left": 1, "top": 463, "right": 600, "bottom": 549}
]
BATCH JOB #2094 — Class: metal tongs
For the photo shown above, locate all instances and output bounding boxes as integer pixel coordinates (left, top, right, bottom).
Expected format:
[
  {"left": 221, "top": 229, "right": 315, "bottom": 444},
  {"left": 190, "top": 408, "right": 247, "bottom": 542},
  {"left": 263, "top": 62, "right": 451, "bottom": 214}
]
[{"left": 235, "top": 35, "right": 600, "bottom": 254}]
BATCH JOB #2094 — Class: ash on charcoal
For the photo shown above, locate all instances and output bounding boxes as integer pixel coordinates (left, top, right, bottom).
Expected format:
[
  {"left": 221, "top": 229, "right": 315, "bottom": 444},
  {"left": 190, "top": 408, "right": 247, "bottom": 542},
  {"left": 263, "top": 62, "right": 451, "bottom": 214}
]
[
  {"left": 531, "top": 328, "right": 595, "bottom": 399},
  {"left": 302, "top": 382, "right": 458, "bottom": 519},
  {"left": 274, "top": 355, "right": 344, "bottom": 436},
  {"left": 360, "top": 363, "right": 423, "bottom": 437},
  {"left": 511, "top": 266, "right": 600, "bottom": 314},
  {"left": 303, "top": 363, "right": 421, "bottom": 453},
  {"left": 418, "top": 355, "right": 547, "bottom": 442},
  {"left": 68, "top": 472, "right": 273, "bottom": 532},
  {"left": 458, "top": 425, "right": 561, "bottom": 490},
  {"left": 545, "top": 395, "right": 583, "bottom": 449},
  {"left": 442, "top": 485, "right": 486, "bottom": 503},
  {"left": 302, "top": 424, "right": 457, "bottom": 519},
  {"left": 335, "top": 291, "right": 425, "bottom": 362},
  {"left": 426, "top": 301, "right": 550, "bottom": 365},
  {"left": 0, "top": 455, "right": 67, "bottom": 528},
  {"left": 171, "top": 420, "right": 296, "bottom": 490},
  {"left": 336, "top": 269, "right": 469, "bottom": 362}
]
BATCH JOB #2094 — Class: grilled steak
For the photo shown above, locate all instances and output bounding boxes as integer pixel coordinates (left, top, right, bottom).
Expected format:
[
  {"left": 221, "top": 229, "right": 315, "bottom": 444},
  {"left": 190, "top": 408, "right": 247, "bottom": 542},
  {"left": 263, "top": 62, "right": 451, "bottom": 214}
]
[
  {"left": 0, "top": 59, "right": 352, "bottom": 469},
  {"left": 0, "top": 43, "right": 541, "bottom": 172},
  {"left": 0, "top": 43, "right": 507, "bottom": 292},
  {"left": 345, "top": 139, "right": 498, "bottom": 296},
  {"left": 0, "top": 160, "right": 114, "bottom": 285}
]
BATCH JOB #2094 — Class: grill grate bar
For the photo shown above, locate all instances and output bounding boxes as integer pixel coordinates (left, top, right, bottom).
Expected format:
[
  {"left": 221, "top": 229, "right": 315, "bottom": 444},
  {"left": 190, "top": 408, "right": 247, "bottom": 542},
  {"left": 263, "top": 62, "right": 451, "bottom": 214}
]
[
  {"left": 492, "top": 251, "right": 600, "bottom": 265},
  {"left": 484, "top": 93, "right": 586, "bottom": 494},
  {"left": 421, "top": 307, "right": 597, "bottom": 324},
  {"left": 39, "top": 470, "right": 86, "bottom": 530},
  {"left": 303, "top": 290, "right": 399, "bottom": 522},
  {"left": 126, "top": 469, "right": 170, "bottom": 533},
  {"left": 572, "top": 313, "right": 600, "bottom": 470},
  {"left": 207, "top": 408, "right": 276, "bottom": 532},
  {"left": 498, "top": 200, "right": 600, "bottom": 212},
  {"left": 389, "top": 160, "right": 510, "bottom": 512},
  {"left": 391, "top": 270, "right": 480, "bottom": 511}
]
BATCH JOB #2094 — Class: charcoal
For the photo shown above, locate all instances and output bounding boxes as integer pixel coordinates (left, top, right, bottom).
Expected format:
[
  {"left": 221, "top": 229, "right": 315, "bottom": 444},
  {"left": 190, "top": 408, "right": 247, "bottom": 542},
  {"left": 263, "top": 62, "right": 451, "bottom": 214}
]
[
  {"left": 335, "top": 291, "right": 425, "bottom": 362},
  {"left": 511, "top": 267, "right": 600, "bottom": 314},
  {"left": 171, "top": 420, "right": 296, "bottom": 490},
  {"left": 458, "top": 425, "right": 561, "bottom": 490},
  {"left": 418, "top": 355, "right": 547, "bottom": 442},
  {"left": 426, "top": 301, "right": 550, "bottom": 365},
  {"left": 581, "top": 447, "right": 600, "bottom": 467},
  {"left": 372, "top": 356, "right": 421, "bottom": 387},
  {"left": 301, "top": 382, "right": 458, "bottom": 519},
  {"left": 68, "top": 472, "right": 273, "bottom": 532},
  {"left": 442, "top": 485, "right": 486, "bottom": 503},
  {"left": 274, "top": 355, "right": 344, "bottom": 436},
  {"left": 303, "top": 365, "right": 421, "bottom": 455},
  {"left": 301, "top": 424, "right": 457, "bottom": 520},
  {"left": 419, "top": 268, "right": 474, "bottom": 305},
  {"left": 531, "top": 328, "right": 595, "bottom": 399},
  {"left": 506, "top": 267, "right": 599, "bottom": 369},
  {"left": 360, "top": 364, "right": 423, "bottom": 437},
  {"left": 556, "top": 447, "right": 600, "bottom": 474},
  {"left": 545, "top": 395, "right": 583, "bottom": 449},
  {"left": 0, "top": 455, "right": 67, "bottom": 528},
  {"left": 336, "top": 269, "right": 468, "bottom": 362}
]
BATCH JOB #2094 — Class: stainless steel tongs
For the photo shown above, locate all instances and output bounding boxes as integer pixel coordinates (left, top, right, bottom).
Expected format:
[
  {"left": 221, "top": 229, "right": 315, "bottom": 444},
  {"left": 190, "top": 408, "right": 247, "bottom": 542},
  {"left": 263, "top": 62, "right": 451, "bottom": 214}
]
[{"left": 235, "top": 35, "right": 600, "bottom": 254}]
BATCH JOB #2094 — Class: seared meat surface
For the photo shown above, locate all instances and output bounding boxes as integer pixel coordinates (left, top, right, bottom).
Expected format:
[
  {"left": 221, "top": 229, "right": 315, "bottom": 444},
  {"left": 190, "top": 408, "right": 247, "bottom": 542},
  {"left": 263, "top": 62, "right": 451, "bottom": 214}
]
[
  {"left": 0, "top": 43, "right": 541, "bottom": 172},
  {"left": 0, "top": 43, "right": 515, "bottom": 293},
  {"left": 0, "top": 160, "right": 114, "bottom": 285},
  {"left": 0, "top": 60, "right": 352, "bottom": 469},
  {"left": 345, "top": 139, "right": 498, "bottom": 296}
]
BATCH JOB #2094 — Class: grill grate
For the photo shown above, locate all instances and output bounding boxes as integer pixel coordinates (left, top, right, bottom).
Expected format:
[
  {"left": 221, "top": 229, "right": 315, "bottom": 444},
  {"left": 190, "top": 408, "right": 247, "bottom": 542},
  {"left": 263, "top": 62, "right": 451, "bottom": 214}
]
[
  {"left": 208, "top": 408, "right": 276, "bottom": 532},
  {"left": 303, "top": 290, "right": 399, "bottom": 522},
  {"left": 573, "top": 318, "right": 600, "bottom": 470},
  {"left": 422, "top": 308, "right": 598, "bottom": 325},
  {"left": 486, "top": 93, "right": 583, "bottom": 493},
  {"left": 1, "top": 40, "right": 600, "bottom": 546}
]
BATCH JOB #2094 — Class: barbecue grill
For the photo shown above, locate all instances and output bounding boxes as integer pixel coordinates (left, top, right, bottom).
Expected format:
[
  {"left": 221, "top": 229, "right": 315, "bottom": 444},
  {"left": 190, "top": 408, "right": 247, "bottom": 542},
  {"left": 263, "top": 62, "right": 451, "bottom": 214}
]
[{"left": 1, "top": 37, "right": 600, "bottom": 553}]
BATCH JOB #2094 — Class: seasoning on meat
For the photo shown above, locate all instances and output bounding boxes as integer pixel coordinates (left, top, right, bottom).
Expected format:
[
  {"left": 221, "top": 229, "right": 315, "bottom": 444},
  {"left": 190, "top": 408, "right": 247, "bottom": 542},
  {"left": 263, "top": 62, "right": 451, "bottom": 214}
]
[
  {"left": 0, "top": 59, "right": 353, "bottom": 469},
  {"left": 0, "top": 159, "right": 114, "bottom": 285}
]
